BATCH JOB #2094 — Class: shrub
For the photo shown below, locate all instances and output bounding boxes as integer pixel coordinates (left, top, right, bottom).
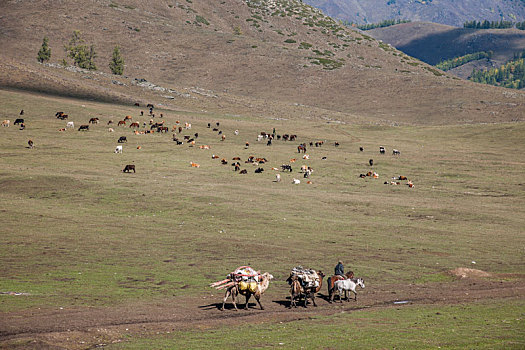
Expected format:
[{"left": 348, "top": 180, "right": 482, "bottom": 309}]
[
  {"left": 37, "top": 36, "right": 51, "bottom": 63},
  {"left": 109, "top": 45, "right": 124, "bottom": 75}
]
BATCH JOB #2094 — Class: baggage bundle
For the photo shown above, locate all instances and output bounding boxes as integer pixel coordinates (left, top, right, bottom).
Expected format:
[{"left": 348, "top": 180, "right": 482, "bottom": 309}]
[
  {"left": 210, "top": 266, "right": 261, "bottom": 293},
  {"left": 287, "top": 266, "right": 320, "bottom": 288}
]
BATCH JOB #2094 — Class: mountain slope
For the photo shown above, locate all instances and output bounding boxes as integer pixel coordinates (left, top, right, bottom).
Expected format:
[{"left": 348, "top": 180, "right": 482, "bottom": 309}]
[
  {"left": 304, "top": 0, "right": 525, "bottom": 27},
  {"left": 367, "top": 22, "right": 525, "bottom": 78},
  {"left": 0, "top": 0, "right": 523, "bottom": 125}
]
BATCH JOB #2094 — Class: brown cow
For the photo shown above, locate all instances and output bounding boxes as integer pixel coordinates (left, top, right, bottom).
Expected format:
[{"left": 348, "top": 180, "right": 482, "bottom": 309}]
[
  {"left": 129, "top": 122, "right": 140, "bottom": 128},
  {"left": 118, "top": 120, "right": 126, "bottom": 126}
]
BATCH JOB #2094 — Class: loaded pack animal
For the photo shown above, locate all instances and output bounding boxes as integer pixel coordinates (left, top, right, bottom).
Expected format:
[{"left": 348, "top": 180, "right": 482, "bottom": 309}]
[
  {"left": 327, "top": 271, "right": 354, "bottom": 302},
  {"left": 215, "top": 271, "right": 274, "bottom": 311},
  {"left": 288, "top": 269, "right": 325, "bottom": 308},
  {"left": 333, "top": 278, "right": 365, "bottom": 302},
  {"left": 122, "top": 164, "right": 135, "bottom": 173}
]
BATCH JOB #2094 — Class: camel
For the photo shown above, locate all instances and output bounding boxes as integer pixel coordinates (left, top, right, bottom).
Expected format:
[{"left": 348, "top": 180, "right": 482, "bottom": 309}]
[
  {"left": 327, "top": 271, "right": 354, "bottom": 302},
  {"left": 289, "top": 270, "right": 325, "bottom": 308},
  {"left": 220, "top": 272, "right": 273, "bottom": 311}
]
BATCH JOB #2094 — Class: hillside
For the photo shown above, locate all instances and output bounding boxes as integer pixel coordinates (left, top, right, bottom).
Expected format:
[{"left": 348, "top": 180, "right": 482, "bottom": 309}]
[
  {"left": 367, "top": 21, "right": 525, "bottom": 79},
  {"left": 304, "top": 0, "right": 525, "bottom": 27},
  {"left": 0, "top": 0, "right": 524, "bottom": 125}
]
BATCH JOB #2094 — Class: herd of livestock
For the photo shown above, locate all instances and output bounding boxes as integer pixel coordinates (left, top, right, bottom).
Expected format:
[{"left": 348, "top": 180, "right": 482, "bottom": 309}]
[{"left": 2, "top": 104, "right": 413, "bottom": 187}]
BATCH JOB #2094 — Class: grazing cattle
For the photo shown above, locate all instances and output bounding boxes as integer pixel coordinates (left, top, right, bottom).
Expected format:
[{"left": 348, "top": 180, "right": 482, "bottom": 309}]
[
  {"left": 221, "top": 158, "right": 228, "bottom": 165},
  {"left": 281, "top": 164, "right": 293, "bottom": 172},
  {"left": 359, "top": 146, "right": 364, "bottom": 152},
  {"left": 146, "top": 103, "right": 154, "bottom": 108},
  {"left": 157, "top": 126, "right": 169, "bottom": 133},
  {"left": 207, "top": 123, "right": 211, "bottom": 128},
  {"left": 108, "top": 128, "right": 114, "bottom": 132},
  {"left": 118, "top": 120, "right": 126, "bottom": 126},
  {"left": 398, "top": 176, "right": 408, "bottom": 181},
  {"left": 239, "top": 169, "right": 247, "bottom": 174},
  {"left": 407, "top": 180, "right": 414, "bottom": 188},
  {"left": 292, "top": 178, "right": 301, "bottom": 185},
  {"left": 321, "top": 156, "right": 327, "bottom": 160},
  {"left": 184, "top": 135, "right": 191, "bottom": 140},
  {"left": 290, "top": 158, "right": 296, "bottom": 163},
  {"left": 27, "top": 139, "right": 34, "bottom": 149},
  {"left": 379, "top": 146, "right": 385, "bottom": 154},
  {"left": 123, "top": 164, "right": 135, "bottom": 173},
  {"left": 267, "top": 139, "right": 272, "bottom": 146},
  {"left": 129, "top": 122, "right": 140, "bottom": 128},
  {"left": 221, "top": 134, "right": 226, "bottom": 141},
  {"left": 19, "top": 123, "right": 25, "bottom": 130},
  {"left": 216, "top": 122, "right": 220, "bottom": 126},
  {"left": 232, "top": 157, "right": 241, "bottom": 161},
  {"left": 137, "top": 146, "right": 141, "bottom": 150},
  {"left": 185, "top": 123, "right": 191, "bottom": 129},
  {"left": 2, "top": 120, "right": 10, "bottom": 127},
  {"left": 78, "top": 125, "right": 89, "bottom": 131},
  {"left": 369, "top": 159, "right": 373, "bottom": 166},
  {"left": 212, "top": 154, "right": 219, "bottom": 159},
  {"left": 58, "top": 128, "right": 66, "bottom": 132},
  {"left": 118, "top": 136, "right": 127, "bottom": 143},
  {"left": 245, "top": 142, "right": 250, "bottom": 148},
  {"left": 289, "top": 135, "right": 297, "bottom": 141},
  {"left": 234, "top": 130, "right": 239, "bottom": 135},
  {"left": 89, "top": 117, "right": 99, "bottom": 124},
  {"left": 190, "top": 162, "right": 200, "bottom": 168},
  {"left": 107, "top": 120, "right": 114, "bottom": 125},
  {"left": 14, "top": 118, "right": 24, "bottom": 125},
  {"left": 67, "top": 121, "right": 74, "bottom": 128},
  {"left": 306, "top": 180, "right": 313, "bottom": 184},
  {"left": 56, "top": 112, "right": 68, "bottom": 120},
  {"left": 194, "top": 133, "right": 199, "bottom": 138},
  {"left": 257, "top": 135, "right": 263, "bottom": 142},
  {"left": 303, "top": 154, "right": 309, "bottom": 160},
  {"left": 275, "top": 174, "right": 281, "bottom": 182},
  {"left": 134, "top": 103, "right": 140, "bottom": 107},
  {"left": 213, "top": 128, "right": 219, "bottom": 132},
  {"left": 115, "top": 145, "right": 123, "bottom": 153},
  {"left": 218, "top": 130, "right": 223, "bottom": 135},
  {"left": 199, "top": 145, "right": 210, "bottom": 150},
  {"left": 334, "top": 142, "right": 340, "bottom": 147},
  {"left": 140, "top": 111, "right": 144, "bottom": 116},
  {"left": 359, "top": 174, "right": 367, "bottom": 178},
  {"left": 392, "top": 149, "right": 400, "bottom": 155},
  {"left": 178, "top": 126, "right": 183, "bottom": 133},
  {"left": 254, "top": 167, "right": 264, "bottom": 173},
  {"left": 20, "top": 110, "right": 24, "bottom": 115},
  {"left": 124, "top": 116, "right": 132, "bottom": 121}
]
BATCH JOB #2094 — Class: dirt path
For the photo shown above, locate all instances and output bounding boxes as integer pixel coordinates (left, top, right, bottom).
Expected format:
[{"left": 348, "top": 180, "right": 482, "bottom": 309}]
[{"left": 1, "top": 278, "right": 524, "bottom": 349}]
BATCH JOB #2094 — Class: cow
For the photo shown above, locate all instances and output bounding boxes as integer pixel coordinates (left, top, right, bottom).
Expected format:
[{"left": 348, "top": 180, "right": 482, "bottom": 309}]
[
  {"left": 147, "top": 103, "right": 154, "bottom": 108},
  {"left": 58, "top": 128, "right": 66, "bottom": 132},
  {"left": 123, "top": 164, "right": 135, "bottom": 173},
  {"left": 221, "top": 158, "right": 228, "bottom": 165},
  {"left": 281, "top": 164, "right": 293, "bottom": 172},
  {"left": 275, "top": 174, "right": 281, "bottom": 182},
  {"left": 369, "top": 159, "right": 374, "bottom": 166},
  {"left": 191, "top": 162, "right": 200, "bottom": 168},
  {"left": 1, "top": 120, "right": 10, "bottom": 127},
  {"left": 239, "top": 169, "right": 247, "bottom": 174},
  {"left": 89, "top": 117, "right": 99, "bottom": 124},
  {"left": 56, "top": 112, "right": 68, "bottom": 120},
  {"left": 118, "top": 136, "right": 127, "bottom": 142},
  {"left": 234, "top": 130, "right": 239, "bottom": 136},
  {"left": 212, "top": 155, "right": 219, "bottom": 159},
  {"left": 334, "top": 142, "right": 340, "bottom": 147},
  {"left": 124, "top": 115, "right": 132, "bottom": 121},
  {"left": 255, "top": 167, "right": 264, "bottom": 173},
  {"left": 292, "top": 178, "right": 301, "bottom": 185},
  {"left": 108, "top": 128, "right": 114, "bottom": 132},
  {"left": 245, "top": 142, "right": 250, "bottom": 148},
  {"left": 107, "top": 120, "right": 114, "bottom": 125},
  {"left": 392, "top": 149, "right": 400, "bottom": 155},
  {"left": 27, "top": 139, "right": 34, "bottom": 149},
  {"left": 67, "top": 121, "right": 75, "bottom": 129},
  {"left": 221, "top": 134, "right": 226, "bottom": 141},
  {"left": 20, "top": 110, "right": 24, "bottom": 115},
  {"left": 118, "top": 120, "right": 126, "bottom": 126},
  {"left": 19, "top": 123, "right": 25, "bottom": 130},
  {"left": 14, "top": 118, "right": 24, "bottom": 125},
  {"left": 379, "top": 146, "right": 385, "bottom": 154},
  {"left": 115, "top": 145, "right": 123, "bottom": 153},
  {"left": 134, "top": 103, "right": 140, "bottom": 107},
  {"left": 78, "top": 125, "right": 89, "bottom": 131},
  {"left": 359, "top": 147, "right": 364, "bottom": 152},
  {"left": 207, "top": 123, "right": 211, "bottom": 128},
  {"left": 157, "top": 126, "right": 169, "bottom": 133},
  {"left": 129, "top": 122, "right": 140, "bottom": 128}
]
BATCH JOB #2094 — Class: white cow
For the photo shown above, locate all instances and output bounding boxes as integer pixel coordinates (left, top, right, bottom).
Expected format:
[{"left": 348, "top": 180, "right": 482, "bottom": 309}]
[
  {"left": 292, "top": 178, "right": 300, "bottom": 185},
  {"left": 275, "top": 174, "right": 281, "bottom": 182},
  {"left": 66, "top": 121, "right": 74, "bottom": 129},
  {"left": 115, "top": 145, "right": 123, "bottom": 153}
]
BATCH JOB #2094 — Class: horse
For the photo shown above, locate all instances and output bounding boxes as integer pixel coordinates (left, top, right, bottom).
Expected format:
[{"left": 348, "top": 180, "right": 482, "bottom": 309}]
[
  {"left": 333, "top": 278, "right": 365, "bottom": 302},
  {"left": 327, "top": 271, "right": 354, "bottom": 302},
  {"left": 289, "top": 270, "right": 325, "bottom": 308}
]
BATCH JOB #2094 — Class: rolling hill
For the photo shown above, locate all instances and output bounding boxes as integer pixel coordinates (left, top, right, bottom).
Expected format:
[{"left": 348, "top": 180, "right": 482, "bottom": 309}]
[
  {"left": 304, "top": 0, "right": 525, "bottom": 27},
  {"left": 0, "top": 0, "right": 524, "bottom": 125}
]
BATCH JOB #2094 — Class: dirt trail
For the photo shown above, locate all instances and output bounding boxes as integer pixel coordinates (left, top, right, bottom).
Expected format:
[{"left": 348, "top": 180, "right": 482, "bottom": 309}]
[{"left": 1, "top": 278, "right": 524, "bottom": 349}]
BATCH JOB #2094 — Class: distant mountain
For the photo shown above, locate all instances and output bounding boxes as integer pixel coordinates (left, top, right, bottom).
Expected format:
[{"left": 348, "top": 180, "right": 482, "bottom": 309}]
[
  {"left": 367, "top": 22, "right": 525, "bottom": 79},
  {"left": 304, "top": 0, "right": 525, "bottom": 27}
]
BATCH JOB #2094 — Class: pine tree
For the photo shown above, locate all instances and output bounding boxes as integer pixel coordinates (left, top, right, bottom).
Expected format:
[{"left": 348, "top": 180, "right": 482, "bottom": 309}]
[
  {"left": 37, "top": 36, "right": 51, "bottom": 63},
  {"left": 109, "top": 45, "right": 124, "bottom": 75},
  {"left": 64, "top": 30, "right": 97, "bottom": 70}
]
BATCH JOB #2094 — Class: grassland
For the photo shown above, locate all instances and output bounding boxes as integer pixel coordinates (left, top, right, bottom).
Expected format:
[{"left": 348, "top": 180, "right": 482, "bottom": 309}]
[{"left": 0, "top": 89, "right": 524, "bottom": 348}]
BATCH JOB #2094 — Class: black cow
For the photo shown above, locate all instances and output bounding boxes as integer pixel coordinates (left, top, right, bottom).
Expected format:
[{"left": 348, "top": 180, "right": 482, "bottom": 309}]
[
  {"left": 254, "top": 168, "right": 264, "bottom": 173},
  {"left": 78, "top": 125, "right": 89, "bottom": 131},
  {"left": 380, "top": 146, "right": 385, "bottom": 154},
  {"left": 369, "top": 159, "right": 374, "bottom": 166},
  {"left": 118, "top": 136, "right": 127, "bottom": 143},
  {"left": 123, "top": 164, "right": 136, "bottom": 173},
  {"left": 14, "top": 118, "right": 24, "bottom": 125}
]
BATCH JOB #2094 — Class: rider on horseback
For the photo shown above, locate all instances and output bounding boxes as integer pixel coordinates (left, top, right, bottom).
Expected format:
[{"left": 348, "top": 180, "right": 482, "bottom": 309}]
[{"left": 335, "top": 260, "right": 344, "bottom": 276}]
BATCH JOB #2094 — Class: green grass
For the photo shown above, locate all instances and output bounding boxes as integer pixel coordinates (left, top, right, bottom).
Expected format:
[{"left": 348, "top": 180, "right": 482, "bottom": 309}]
[
  {"left": 0, "top": 89, "right": 524, "bottom": 346},
  {"left": 107, "top": 300, "right": 525, "bottom": 349}
]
